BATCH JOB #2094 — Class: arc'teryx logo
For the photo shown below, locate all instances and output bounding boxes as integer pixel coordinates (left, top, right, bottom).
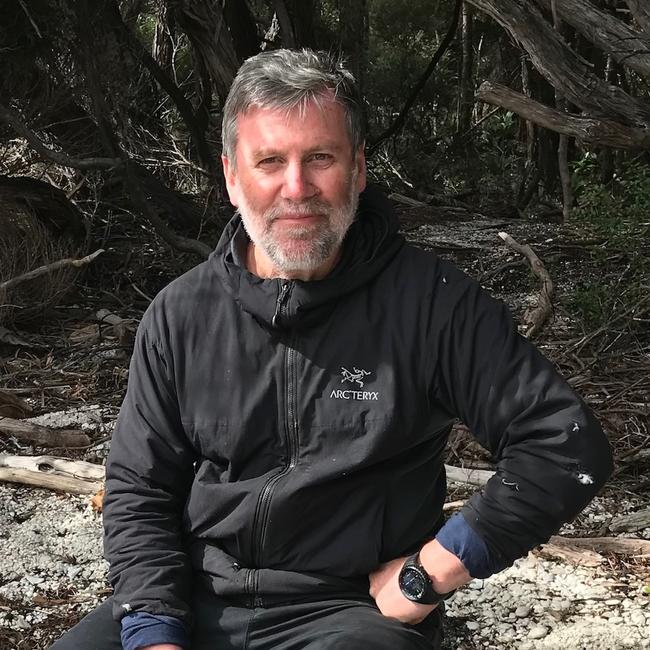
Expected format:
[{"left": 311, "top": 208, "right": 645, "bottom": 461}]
[
  {"left": 340, "top": 366, "right": 371, "bottom": 387},
  {"left": 330, "top": 366, "right": 379, "bottom": 401}
]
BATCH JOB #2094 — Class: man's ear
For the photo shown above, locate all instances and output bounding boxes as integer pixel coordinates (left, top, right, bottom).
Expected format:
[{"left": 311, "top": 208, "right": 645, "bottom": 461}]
[
  {"left": 222, "top": 154, "right": 239, "bottom": 208},
  {"left": 355, "top": 145, "right": 367, "bottom": 194}
]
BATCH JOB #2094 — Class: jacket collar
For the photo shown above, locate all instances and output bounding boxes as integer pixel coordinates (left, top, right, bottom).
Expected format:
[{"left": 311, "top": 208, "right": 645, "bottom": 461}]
[{"left": 209, "top": 184, "right": 403, "bottom": 330}]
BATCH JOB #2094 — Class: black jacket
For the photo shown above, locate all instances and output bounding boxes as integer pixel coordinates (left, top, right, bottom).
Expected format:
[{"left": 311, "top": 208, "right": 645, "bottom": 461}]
[{"left": 103, "top": 186, "right": 613, "bottom": 624}]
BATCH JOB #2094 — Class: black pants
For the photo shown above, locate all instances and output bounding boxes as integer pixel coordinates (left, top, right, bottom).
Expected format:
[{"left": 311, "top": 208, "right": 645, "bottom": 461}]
[{"left": 50, "top": 589, "right": 443, "bottom": 649}]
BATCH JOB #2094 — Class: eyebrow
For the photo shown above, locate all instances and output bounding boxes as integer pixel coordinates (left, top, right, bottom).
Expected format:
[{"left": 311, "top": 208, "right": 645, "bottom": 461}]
[{"left": 250, "top": 143, "right": 346, "bottom": 159}]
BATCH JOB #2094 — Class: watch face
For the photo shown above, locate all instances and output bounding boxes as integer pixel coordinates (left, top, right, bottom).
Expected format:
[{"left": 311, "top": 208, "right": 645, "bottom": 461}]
[{"left": 400, "top": 566, "right": 427, "bottom": 600}]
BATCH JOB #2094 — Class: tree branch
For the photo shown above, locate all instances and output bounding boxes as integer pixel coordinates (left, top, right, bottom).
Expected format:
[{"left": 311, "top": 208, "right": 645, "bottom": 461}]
[
  {"left": 626, "top": 0, "right": 650, "bottom": 36},
  {"left": 369, "top": 0, "right": 463, "bottom": 152},
  {"left": 535, "top": 0, "right": 650, "bottom": 78},
  {"left": 0, "top": 250, "right": 104, "bottom": 294},
  {"left": 478, "top": 81, "right": 650, "bottom": 149},
  {"left": 0, "top": 104, "right": 123, "bottom": 170},
  {"left": 466, "top": 0, "right": 650, "bottom": 127}
]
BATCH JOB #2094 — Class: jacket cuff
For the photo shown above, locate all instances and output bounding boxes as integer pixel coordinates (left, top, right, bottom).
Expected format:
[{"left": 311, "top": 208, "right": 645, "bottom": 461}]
[
  {"left": 435, "top": 512, "right": 509, "bottom": 579},
  {"left": 121, "top": 612, "right": 189, "bottom": 650}
]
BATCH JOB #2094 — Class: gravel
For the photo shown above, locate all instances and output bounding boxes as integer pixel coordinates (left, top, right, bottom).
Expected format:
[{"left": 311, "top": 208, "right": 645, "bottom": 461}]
[{"left": 1, "top": 475, "right": 648, "bottom": 649}]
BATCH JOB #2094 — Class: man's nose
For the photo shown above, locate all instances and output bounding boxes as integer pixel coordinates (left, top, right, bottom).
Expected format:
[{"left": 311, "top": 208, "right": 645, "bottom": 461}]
[{"left": 281, "top": 162, "right": 317, "bottom": 202}]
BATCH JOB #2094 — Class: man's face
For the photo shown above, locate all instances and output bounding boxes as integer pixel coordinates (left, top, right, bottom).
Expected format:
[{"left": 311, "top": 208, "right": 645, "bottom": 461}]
[{"left": 222, "top": 97, "right": 366, "bottom": 279}]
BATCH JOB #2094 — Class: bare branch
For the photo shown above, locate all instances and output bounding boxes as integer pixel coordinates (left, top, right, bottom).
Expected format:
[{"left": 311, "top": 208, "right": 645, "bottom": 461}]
[
  {"left": 0, "top": 250, "right": 104, "bottom": 294},
  {"left": 0, "top": 104, "right": 123, "bottom": 170},
  {"left": 466, "top": 0, "right": 650, "bottom": 127},
  {"left": 535, "top": 0, "right": 650, "bottom": 78},
  {"left": 478, "top": 81, "right": 650, "bottom": 149}
]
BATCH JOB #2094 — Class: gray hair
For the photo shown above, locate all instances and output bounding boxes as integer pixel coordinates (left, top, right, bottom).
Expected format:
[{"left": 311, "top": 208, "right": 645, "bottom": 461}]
[{"left": 222, "top": 49, "right": 364, "bottom": 164}]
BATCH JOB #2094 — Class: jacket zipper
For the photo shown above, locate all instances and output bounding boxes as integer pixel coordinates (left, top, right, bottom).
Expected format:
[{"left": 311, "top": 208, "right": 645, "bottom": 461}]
[{"left": 248, "top": 280, "right": 299, "bottom": 606}]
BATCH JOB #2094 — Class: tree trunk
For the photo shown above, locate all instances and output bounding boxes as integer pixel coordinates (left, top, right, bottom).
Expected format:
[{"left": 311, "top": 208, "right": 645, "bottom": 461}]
[
  {"left": 551, "top": 1, "right": 572, "bottom": 221},
  {"left": 272, "top": 0, "right": 319, "bottom": 49},
  {"left": 624, "top": 0, "right": 650, "bottom": 36},
  {"left": 535, "top": 0, "right": 650, "bottom": 79},
  {"left": 223, "top": 0, "right": 260, "bottom": 61},
  {"left": 153, "top": 1, "right": 174, "bottom": 74},
  {"left": 478, "top": 82, "right": 650, "bottom": 149},
  {"left": 457, "top": 2, "right": 475, "bottom": 134},
  {"left": 171, "top": 0, "right": 240, "bottom": 103},
  {"left": 338, "top": 0, "right": 369, "bottom": 94},
  {"left": 466, "top": 0, "right": 650, "bottom": 128}
]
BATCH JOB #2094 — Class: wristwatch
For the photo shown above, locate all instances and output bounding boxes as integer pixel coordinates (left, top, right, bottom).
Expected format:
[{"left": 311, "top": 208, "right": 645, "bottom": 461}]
[{"left": 398, "top": 552, "right": 455, "bottom": 605}]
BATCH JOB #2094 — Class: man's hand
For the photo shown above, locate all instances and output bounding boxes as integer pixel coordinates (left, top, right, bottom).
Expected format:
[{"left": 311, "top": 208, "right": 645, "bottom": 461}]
[
  {"left": 369, "top": 556, "right": 436, "bottom": 624},
  {"left": 370, "top": 539, "right": 472, "bottom": 624}
]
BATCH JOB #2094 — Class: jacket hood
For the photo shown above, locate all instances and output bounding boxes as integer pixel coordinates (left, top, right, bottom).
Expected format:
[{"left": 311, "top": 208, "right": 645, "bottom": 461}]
[{"left": 209, "top": 184, "right": 404, "bottom": 329}]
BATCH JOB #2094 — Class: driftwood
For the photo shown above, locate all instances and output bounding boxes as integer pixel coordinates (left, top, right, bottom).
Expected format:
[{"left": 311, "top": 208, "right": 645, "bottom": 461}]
[
  {"left": 609, "top": 507, "right": 650, "bottom": 534},
  {"left": 0, "top": 454, "right": 104, "bottom": 494},
  {"left": 445, "top": 464, "right": 495, "bottom": 486},
  {"left": 0, "top": 249, "right": 104, "bottom": 294},
  {"left": 0, "top": 416, "right": 90, "bottom": 448},
  {"left": 546, "top": 535, "right": 650, "bottom": 558},
  {"left": 0, "top": 390, "right": 33, "bottom": 418},
  {"left": 499, "top": 231, "right": 554, "bottom": 338}
]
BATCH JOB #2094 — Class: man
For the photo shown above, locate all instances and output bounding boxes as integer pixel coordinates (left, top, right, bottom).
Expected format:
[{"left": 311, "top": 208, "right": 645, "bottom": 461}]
[{"left": 53, "top": 49, "right": 612, "bottom": 650}]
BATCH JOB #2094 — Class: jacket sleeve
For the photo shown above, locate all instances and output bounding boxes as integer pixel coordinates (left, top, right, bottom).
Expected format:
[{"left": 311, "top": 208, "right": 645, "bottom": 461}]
[
  {"left": 103, "top": 306, "right": 197, "bottom": 624},
  {"left": 429, "top": 262, "right": 613, "bottom": 568}
]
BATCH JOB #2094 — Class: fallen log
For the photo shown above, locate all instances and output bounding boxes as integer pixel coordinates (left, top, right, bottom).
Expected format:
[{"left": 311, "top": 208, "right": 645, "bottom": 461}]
[
  {"left": 0, "top": 416, "right": 90, "bottom": 447},
  {"left": 546, "top": 535, "right": 650, "bottom": 558},
  {"left": 0, "top": 454, "right": 104, "bottom": 494},
  {"left": 609, "top": 507, "right": 650, "bottom": 534}
]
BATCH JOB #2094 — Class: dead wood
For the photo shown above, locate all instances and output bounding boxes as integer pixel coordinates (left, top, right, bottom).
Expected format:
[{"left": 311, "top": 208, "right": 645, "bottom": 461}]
[
  {"left": 478, "top": 82, "right": 650, "bottom": 149},
  {"left": 627, "top": 0, "right": 650, "bottom": 35},
  {"left": 546, "top": 535, "right": 650, "bottom": 557},
  {"left": 0, "top": 250, "right": 103, "bottom": 294},
  {"left": 537, "top": 541, "right": 604, "bottom": 566},
  {"left": 0, "top": 454, "right": 104, "bottom": 494},
  {"left": 0, "top": 390, "right": 33, "bottom": 419},
  {"left": 445, "top": 464, "right": 495, "bottom": 486},
  {"left": 96, "top": 308, "right": 136, "bottom": 347},
  {"left": 0, "top": 104, "right": 122, "bottom": 171},
  {"left": 499, "top": 231, "right": 554, "bottom": 338},
  {"left": 609, "top": 507, "right": 650, "bottom": 534},
  {"left": 467, "top": 0, "right": 650, "bottom": 128},
  {"left": 0, "top": 417, "right": 90, "bottom": 448},
  {"left": 536, "top": 0, "right": 650, "bottom": 78}
]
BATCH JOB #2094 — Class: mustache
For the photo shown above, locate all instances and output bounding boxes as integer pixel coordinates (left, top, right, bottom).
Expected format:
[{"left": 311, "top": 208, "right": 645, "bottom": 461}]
[{"left": 266, "top": 200, "right": 331, "bottom": 220}]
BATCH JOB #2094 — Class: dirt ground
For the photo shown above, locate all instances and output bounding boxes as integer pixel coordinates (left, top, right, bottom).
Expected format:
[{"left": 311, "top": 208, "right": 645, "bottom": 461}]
[{"left": 1, "top": 202, "right": 648, "bottom": 648}]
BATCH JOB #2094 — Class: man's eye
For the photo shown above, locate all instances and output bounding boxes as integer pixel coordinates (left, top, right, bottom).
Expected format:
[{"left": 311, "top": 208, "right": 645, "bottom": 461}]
[
  {"left": 309, "top": 153, "right": 333, "bottom": 164},
  {"left": 258, "top": 157, "right": 280, "bottom": 166}
]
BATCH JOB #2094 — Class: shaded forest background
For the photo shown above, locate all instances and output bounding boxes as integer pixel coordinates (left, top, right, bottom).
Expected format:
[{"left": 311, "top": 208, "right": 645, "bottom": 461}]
[{"left": 0, "top": 0, "right": 649, "bottom": 460}]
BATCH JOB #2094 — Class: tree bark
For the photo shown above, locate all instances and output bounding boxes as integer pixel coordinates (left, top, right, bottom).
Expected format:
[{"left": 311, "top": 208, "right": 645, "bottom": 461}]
[
  {"left": 458, "top": 2, "right": 475, "bottom": 134},
  {"left": 171, "top": 0, "right": 240, "bottom": 103},
  {"left": 478, "top": 81, "right": 650, "bottom": 149},
  {"left": 625, "top": 0, "right": 650, "bottom": 36},
  {"left": 338, "top": 0, "right": 369, "bottom": 94},
  {"left": 153, "top": 0, "right": 174, "bottom": 74},
  {"left": 0, "top": 418, "right": 91, "bottom": 448},
  {"left": 551, "top": 1, "right": 572, "bottom": 221},
  {"left": 466, "top": 0, "right": 650, "bottom": 128},
  {"left": 535, "top": 0, "right": 650, "bottom": 79}
]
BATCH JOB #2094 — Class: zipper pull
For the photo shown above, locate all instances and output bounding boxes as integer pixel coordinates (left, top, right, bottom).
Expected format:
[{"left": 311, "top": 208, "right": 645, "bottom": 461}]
[{"left": 272, "top": 281, "right": 291, "bottom": 328}]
